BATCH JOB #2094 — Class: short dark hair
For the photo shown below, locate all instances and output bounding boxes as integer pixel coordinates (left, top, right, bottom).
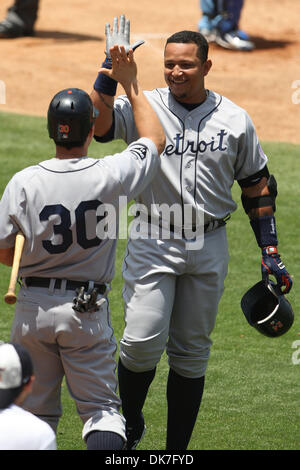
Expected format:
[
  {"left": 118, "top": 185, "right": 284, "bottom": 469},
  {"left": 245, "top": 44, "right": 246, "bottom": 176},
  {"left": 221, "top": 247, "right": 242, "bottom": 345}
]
[{"left": 165, "top": 30, "right": 209, "bottom": 63}]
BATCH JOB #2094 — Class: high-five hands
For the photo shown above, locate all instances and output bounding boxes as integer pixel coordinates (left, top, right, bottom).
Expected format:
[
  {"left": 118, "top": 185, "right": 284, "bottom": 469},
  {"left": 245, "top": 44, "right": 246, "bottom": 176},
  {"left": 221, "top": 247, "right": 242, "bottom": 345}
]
[{"left": 99, "top": 45, "right": 137, "bottom": 92}]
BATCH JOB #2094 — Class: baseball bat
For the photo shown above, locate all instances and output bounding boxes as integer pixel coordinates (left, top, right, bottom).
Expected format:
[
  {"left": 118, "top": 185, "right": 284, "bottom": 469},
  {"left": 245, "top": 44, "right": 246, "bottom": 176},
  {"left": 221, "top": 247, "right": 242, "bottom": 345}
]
[{"left": 4, "top": 231, "right": 25, "bottom": 305}]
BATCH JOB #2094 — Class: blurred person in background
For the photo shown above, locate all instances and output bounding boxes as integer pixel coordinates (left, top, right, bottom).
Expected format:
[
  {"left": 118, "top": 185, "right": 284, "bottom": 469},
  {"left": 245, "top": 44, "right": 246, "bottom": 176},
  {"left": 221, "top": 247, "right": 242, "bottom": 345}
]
[
  {"left": 0, "top": 342, "right": 57, "bottom": 450},
  {"left": 0, "top": 0, "right": 39, "bottom": 38},
  {"left": 198, "top": 0, "right": 254, "bottom": 51}
]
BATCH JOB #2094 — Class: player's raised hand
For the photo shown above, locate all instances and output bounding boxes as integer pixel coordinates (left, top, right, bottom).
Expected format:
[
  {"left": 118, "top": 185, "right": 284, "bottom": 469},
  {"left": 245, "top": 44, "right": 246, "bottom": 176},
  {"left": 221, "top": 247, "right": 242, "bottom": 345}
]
[
  {"left": 105, "top": 15, "right": 145, "bottom": 58},
  {"left": 99, "top": 46, "right": 137, "bottom": 94}
]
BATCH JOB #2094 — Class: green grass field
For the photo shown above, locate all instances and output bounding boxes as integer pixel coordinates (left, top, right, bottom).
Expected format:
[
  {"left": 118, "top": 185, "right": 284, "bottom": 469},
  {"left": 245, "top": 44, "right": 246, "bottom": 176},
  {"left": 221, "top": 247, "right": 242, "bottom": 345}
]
[{"left": 0, "top": 111, "right": 299, "bottom": 450}]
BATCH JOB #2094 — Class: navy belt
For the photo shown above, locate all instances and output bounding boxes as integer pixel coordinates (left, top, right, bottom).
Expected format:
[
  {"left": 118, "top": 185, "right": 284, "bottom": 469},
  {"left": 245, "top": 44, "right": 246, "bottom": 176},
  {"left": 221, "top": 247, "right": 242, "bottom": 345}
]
[
  {"left": 145, "top": 216, "right": 228, "bottom": 234},
  {"left": 23, "top": 277, "right": 107, "bottom": 294}
]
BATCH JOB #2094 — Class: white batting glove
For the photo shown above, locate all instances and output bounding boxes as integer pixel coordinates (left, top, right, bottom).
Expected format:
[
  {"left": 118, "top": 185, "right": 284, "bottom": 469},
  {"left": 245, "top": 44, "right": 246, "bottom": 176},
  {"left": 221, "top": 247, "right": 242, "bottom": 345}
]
[{"left": 105, "top": 14, "right": 145, "bottom": 58}]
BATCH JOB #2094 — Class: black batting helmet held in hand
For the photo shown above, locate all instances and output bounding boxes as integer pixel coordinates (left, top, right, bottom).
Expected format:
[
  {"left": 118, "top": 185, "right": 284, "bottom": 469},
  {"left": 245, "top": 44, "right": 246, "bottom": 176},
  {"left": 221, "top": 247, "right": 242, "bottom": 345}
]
[
  {"left": 241, "top": 280, "right": 294, "bottom": 337},
  {"left": 47, "top": 88, "right": 99, "bottom": 147}
]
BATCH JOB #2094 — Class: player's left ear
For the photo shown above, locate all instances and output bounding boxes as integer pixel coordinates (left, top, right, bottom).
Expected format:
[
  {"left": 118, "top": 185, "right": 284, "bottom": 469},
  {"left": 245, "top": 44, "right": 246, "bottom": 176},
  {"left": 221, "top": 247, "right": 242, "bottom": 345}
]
[
  {"left": 203, "top": 59, "right": 212, "bottom": 76},
  {"left": 88, "top": 124, "right": 95, "bottom": 140}
]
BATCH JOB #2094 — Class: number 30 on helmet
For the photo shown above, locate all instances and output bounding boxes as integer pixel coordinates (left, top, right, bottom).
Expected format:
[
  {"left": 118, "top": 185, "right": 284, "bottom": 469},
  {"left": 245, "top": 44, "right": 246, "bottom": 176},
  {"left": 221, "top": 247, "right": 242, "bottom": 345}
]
[{"left": 241, "top": 280, "right": 294, "bottom": 337}]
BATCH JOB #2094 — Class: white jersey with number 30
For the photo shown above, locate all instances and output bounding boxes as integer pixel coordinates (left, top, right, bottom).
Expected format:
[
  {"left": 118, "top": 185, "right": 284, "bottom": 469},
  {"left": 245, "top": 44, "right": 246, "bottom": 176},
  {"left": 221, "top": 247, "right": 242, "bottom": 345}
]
[{"left": 0, "top": 137, "right": 158, "bottom": 281}]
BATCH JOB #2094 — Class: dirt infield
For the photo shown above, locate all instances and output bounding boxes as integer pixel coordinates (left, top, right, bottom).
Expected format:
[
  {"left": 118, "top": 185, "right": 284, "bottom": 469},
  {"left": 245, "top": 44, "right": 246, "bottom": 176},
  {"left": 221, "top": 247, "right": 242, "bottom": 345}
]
[{"left": 0, "top": 0, "right": 299, "bottom": 144}]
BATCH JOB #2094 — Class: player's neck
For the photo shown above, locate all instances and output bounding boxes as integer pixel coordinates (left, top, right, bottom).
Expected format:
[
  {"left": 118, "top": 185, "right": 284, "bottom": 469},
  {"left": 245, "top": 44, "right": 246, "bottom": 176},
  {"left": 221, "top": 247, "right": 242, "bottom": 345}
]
[
  {"left": 55, "top": 146, "right": 87, "bottom": 159},
  {"left": 172, "top": 88, "right": 208, "bottom": 107}
]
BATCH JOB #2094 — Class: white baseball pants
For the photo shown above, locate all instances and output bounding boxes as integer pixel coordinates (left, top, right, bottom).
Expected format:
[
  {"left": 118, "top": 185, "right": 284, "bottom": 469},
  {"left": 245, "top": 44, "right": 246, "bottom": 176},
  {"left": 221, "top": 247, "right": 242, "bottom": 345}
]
[
  {"left": 11, "top": 285, "right": 126, "bottom": 442},
  {"left": 120, "top": 226, "right": 229, "bottom": 378}
]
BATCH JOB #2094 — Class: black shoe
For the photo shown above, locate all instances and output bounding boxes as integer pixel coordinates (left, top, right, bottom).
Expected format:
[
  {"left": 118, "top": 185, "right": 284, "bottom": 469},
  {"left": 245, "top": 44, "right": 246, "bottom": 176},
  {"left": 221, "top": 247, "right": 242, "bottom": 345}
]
[
  {"left": 125, "top": 414, "right": 146, "bottom": 450},
  {"left": 0, "top": 19, "right": 34, "bottom": 38}
]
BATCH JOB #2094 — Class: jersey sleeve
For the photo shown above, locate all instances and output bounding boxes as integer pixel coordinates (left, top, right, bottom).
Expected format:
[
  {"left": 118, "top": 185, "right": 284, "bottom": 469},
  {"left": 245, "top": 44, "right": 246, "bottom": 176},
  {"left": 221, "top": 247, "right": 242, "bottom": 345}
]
[
  {"left": 234, "top": 111, "right": 268, "bottom": 181},
  {"left": 0, "top": 175, "right": 25, "bottom": 248},
  {"left": 101, "top": 137, "right": 159, "bottom": 201},
  {"left": 113, "top": 95, "right": 139, "bottom": 144}
]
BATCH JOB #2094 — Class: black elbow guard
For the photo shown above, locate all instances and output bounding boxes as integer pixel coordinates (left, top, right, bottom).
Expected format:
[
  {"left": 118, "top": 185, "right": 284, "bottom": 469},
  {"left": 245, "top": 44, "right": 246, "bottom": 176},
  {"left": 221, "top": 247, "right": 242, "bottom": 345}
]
[{"left": 241, "top": 174, "right": 278, "bottom": 214}]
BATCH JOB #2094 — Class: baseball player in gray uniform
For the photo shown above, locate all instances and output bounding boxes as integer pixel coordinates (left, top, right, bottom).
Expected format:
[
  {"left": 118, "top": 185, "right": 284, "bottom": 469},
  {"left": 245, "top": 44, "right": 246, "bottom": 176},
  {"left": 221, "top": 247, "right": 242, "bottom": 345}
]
[
  {"left": 0, "top": 45, "right": 165, "bottom": 450},
  {"left": 93, "top": 17, "right": 293, "bottom": 450}
]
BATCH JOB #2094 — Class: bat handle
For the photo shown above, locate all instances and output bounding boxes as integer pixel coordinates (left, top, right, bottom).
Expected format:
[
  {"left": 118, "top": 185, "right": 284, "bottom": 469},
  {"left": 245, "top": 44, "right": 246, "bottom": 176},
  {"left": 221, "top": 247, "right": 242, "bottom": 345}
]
[{"left": 4, "top": 231, "right": 25, "bottom": 305}]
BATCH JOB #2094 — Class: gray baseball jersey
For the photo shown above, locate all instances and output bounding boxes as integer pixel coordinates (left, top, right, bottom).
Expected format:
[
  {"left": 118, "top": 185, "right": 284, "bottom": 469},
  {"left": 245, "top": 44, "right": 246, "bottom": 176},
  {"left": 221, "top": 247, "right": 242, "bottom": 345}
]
[
  {"left": 109, "top": 88, "right": 269, "bottom": 378},
  {"left": 113, "top": 88, "right": 268, "bottom": 225},
  {"left": 0, "top": 137, "right": 158, "bottom": 281},
  {"left": 0, "top": 137, "right": 158, "bottom": 442}
]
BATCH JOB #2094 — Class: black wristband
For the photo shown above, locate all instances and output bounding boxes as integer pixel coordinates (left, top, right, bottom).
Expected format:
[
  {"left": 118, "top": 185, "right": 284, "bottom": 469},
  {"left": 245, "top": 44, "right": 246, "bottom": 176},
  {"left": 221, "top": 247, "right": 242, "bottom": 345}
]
[
  {"left": 93, "top": 57, "right": 117, "bottom": 96},
  {"left": 250, "top": 215, "right": 278, "bottom": 248}
]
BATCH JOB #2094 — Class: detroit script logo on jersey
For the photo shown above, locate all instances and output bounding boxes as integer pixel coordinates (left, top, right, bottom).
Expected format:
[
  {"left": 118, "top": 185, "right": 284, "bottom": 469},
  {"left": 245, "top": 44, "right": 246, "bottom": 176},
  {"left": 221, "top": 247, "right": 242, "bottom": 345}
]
[{"left": 163, "top": 129, "right": 228, "bottom": 156}]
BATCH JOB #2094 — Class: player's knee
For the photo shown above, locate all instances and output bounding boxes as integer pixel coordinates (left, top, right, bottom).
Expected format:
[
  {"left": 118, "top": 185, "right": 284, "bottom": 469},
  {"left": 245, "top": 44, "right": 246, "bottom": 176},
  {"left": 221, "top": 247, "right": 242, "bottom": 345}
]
[{"left": 119, "top": 338, "right": 163, "bottom": 372}]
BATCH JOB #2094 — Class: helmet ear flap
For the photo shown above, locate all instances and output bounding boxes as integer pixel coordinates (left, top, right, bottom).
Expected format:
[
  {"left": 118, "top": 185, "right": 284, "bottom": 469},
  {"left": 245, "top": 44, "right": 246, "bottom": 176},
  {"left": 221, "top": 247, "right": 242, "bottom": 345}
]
[{"left": 241, "top": 280, "right": 294, "bottom": 337}]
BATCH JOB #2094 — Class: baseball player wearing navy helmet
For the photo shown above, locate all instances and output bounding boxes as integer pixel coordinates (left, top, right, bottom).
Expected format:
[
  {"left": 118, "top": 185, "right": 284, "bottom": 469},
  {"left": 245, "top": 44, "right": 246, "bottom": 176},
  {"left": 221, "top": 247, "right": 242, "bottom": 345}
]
[
  {"left": 0, "top": 46, "right": 165, "bottom": 450},
  {"left": 91, "top": 16, "right": 293, "bottom": 450}
]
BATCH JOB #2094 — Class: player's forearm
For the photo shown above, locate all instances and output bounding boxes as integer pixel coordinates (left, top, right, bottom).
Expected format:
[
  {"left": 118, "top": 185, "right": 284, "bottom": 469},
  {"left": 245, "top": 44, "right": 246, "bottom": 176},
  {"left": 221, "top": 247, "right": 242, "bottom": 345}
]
[
  {"left": 90, "top": 89, "right": 114, "bottom": 137},
  {"left": 91, "top": 53, "right": 117, "bottom": 137},
  {"left": 99, "top": 46, "right": 165, "bottom": 154},
  {"left": 241, "top": 175, "right": 279, "bottom": 249},
  {"left": 0, "top": 247, "right": 14, "bottom": 266},
  {"left": 127, "top": 82, "right": 165, "bottom": 155},
  {"left": 247, "top": 206, "right": 273, "bottom": 219},
  {"left": 242, "top": 177, "right": 274, "bottom": 219}
]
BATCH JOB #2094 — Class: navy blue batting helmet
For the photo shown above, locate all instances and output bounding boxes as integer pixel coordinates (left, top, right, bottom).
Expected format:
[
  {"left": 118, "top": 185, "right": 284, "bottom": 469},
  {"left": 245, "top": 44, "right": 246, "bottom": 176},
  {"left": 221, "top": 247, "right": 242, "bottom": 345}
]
[
  {"left": 241, "top": 280, "right": 294, "bottom": 337},
  {"left": 47, "top": 88, "right": 98, "bottom": 147}
]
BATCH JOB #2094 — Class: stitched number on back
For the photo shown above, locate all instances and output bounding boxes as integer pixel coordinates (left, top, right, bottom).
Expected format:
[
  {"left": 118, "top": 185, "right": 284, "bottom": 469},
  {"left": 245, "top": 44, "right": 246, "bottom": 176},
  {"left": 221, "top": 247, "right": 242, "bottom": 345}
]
[
  {"left": 40, "top": 204, "right": 72, "bottom": 254},
  {"left": 39, "top": 201, "right": 104, "bottom": 254},
  {"left": 75, "top": 200, "right": 102, "bottom": 249}
]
